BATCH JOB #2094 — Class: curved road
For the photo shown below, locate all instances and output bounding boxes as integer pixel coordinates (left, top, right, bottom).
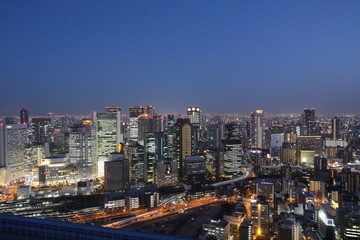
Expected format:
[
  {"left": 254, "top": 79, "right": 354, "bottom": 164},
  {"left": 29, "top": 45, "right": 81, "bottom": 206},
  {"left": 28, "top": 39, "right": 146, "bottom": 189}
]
[{"left": 211, "top": 167, "right": 253, "bottom": 187}]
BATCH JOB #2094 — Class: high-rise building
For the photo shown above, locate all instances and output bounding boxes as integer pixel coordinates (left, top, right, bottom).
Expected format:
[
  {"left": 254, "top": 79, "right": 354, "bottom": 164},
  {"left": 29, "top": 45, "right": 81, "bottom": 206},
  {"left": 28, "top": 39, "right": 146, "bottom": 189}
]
[
  {"left": 187, "top": 107, "right": 201, "bottom": 128},
  {"left": 207, "top": 124, "right": 222, "bottom": 150},
  {"left": 154, "top": 158, "right": 178, "bottom": 187},
  {"left": 314, "top": 157, "right": 327, "bottom": 179},
  {"left": 68, "top": 120, "right": 96, "bottom": 180},
  {"left": 240, "top": 220, "right": 253, "bottom": 240},
  {"left": 296, "top": 136, "right": 322, "bottom": 166},
  {"left": 104, "top": 145, "right": 130, "bottom": 191},
  {"left": 20, "top": 108, "right": 29, "bottom": 126},
  {"left": 331, "top": 117, "right": 340, "bottom": 140},
  {"left": 31, "top": 117, "right": 51, "bottom": 144},
  {"left": 173, "top": 118, "right": 196, "bottom": 178},
  {"left": 0, "top": 124, "right": 28, "bottom": 184},
  {"left": 278, "top": 220, "right": 301, "bottom": 240},
  {"left": 106, "top": 106, "right": 123, "bottom": 144},
  {"left": 251, "top": 200, "right": 269, "bottom": 235},
  {"left": 222, "top": 139, "right": 246, "bottom": 178},
  {"left": 251, "top": 110, "right": 265, "bottom": 149},
  {"left": 145, "top": 132, "right": 168, "bottom": 183},
  {"left": 125, "top": 142, "right": 145, "bottom": 186},
  {"left": 96, "top": 111, "right": 119, "bottom": 177},
  {"left": 129, "top": 106, "right": 144, "bottom": 142},
  {"left": 166, "top": 114, "right": 175, "bottom": 158},
  {"left": 303, "top": 108, "right": 320, "bottom": 136},
  {"left": 145, "top": 105, "right": 155, "bottom": 118},
  {"left": 184, "top": 155, "right": 205, "bottom": 184}
]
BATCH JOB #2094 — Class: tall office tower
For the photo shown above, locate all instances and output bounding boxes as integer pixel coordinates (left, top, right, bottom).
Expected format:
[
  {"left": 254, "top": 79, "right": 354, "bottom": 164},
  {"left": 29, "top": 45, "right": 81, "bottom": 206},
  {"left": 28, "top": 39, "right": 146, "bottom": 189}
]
[
  {"left": 129, "top": 106, "right": 144, "bottom": 142},
  {"left": 68, "top": 120, "right": 96, "bottom": 180},
  {"left": 106, "top": 106, "right": 123, "bottom": 144},
  {"left": 251, "top": 110, "right": 265, "bottom": 149},
  {"left": 20, "top": 108, "right": 29, "bottom": 126},
  {"left": 96, "top": 111, "right": 119, "bottom": 177},
  {"left": 145, "top": 132, "right": 168, "bottom": 183},
  {"left": 222, "top": 139, "right": 246, "bottom": 178},
  {"left": 278, "top": 220, "right": 301, "bottom": 240},
  {"left": 154, "top": 158, "right": 178, "bottom": 187},
  {"left": 224, "top": 122, "right": 241, "bottom": 140},
  {"left": 173, "top": 118, "right": 196, "bottom": 178},
  {"left": 240, "top": 220, "right": 253, "bottom": 240},
  {"left": 303, "top": 108, "right": 319, "bottom": 136},
  {"left": 187, "top": 107, "right": 200, "bottom": 142},
  {"left": 145, "top": 105, "right": 155, "bottom": 118},
  {"left": 125, "top": 142, "right": 145, "bottom": 186},
  {"left": 151, "top": 114, "right": 165, "bottom": 133},
  {"left": 251, "top": 200, "right": 269, "bottom": 235},
  {"left": 331, "top": 117, "right": 340, "bottom": 140},
  {"left": 31, "top": 117, "right": 51, "bottom": 144},
  {"left": 166, "top": 114, "right": 175, "bottom": 158},
  {"left": 137, "top": 114, "right": 151, "bottom": 144},
  {"left": 187, "top": 107, "right": 201, "bottom": 128},
  {"left": 104, "top": 145, "right": 130, "bottom": 191},
  {"left": 0, "top": 124, "right": 28, "bottom": 184},
  {"left": 314, "top": 157, "right": 327, "bottom": 179},
  {"left": 184, "top": 155, "right": 206, "bottom": 184},
  {"left": 207, "top": 124, "right": 222, "bottom": 150}
]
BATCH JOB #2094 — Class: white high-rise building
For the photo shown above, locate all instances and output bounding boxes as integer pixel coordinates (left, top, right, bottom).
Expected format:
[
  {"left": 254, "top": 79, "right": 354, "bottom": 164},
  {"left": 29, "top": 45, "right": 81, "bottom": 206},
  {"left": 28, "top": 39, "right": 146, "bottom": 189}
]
[
  {"left": 69, "top": 120, "right": 96, "bottom": 180},
  {"left": 0, "top": 124, "right": 28, "bottom": 184},
  {"left": 251, "top": 110, "right": 265, "bottom": 149},
  {"left": 96, "top": 108, "right": 121, "bottom": 177}
]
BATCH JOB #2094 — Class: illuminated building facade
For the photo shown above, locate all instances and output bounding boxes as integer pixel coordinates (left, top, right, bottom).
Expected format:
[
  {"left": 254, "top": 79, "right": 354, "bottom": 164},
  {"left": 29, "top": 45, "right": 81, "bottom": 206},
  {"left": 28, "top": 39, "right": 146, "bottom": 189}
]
[
  {"left": 278, "top": 220, "right": 301, "bottom": 240},
  {"left": 251, "top": 200, "right": 269, "bottom": 235},
  {"left": 125, "top": 142, "right": 145, "bottom": 186},
  {"left": 222, "top": 139, "right": 246, "bottom": 178},
  {"left": 96, "top": 111, "right": 119, "bottom": 177},
  {"left": 187, "top": 107, "right": 200, "bottom": 128},
  {"left": 0, "top": 124, "right": 28, "bottom": 184},
  {"left": 129, "top": 106, "right": 144, "bottom": 142},
  {"left": 69, "top": 120, "right": 96, "bottom": 180},
  {"left": 154, "top": 158, "right": 178, "bottom": 187},
  {"left": 331, "top": 116, "right": 340, "bottom": 140},
  {"left": 31, "top": 117, "right": 51, "bottom": 144},
  {"left": 173, "top": 118, "right": 196, "bottom": 178},
  {"left": 251, "top": 110, "right": 265, "bottom": 149},
  {"left": 296, "top": 136, "right": 322, "bottom": 166},
  {"left": 202, "top": 219, "right": 230, "bottom": 240},
  {"left": 145, "top": 132, "right": 168, "bottom": 183},
  {"left": 184, "top": 155, "right": 205, "bottom": 184}
]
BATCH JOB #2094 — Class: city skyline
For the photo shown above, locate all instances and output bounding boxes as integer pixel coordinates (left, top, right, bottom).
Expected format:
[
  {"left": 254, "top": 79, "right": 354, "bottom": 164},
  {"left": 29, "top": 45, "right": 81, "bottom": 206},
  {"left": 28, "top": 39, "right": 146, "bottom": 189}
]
[{"left": 1, "top": 1, "right": 360, "bottom": 115}]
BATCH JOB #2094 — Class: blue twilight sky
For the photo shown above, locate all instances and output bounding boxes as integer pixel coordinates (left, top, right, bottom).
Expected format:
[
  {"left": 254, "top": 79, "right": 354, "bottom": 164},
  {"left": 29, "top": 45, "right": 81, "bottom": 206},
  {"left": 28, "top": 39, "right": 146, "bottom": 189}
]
[{"left": 1, "top": 1, "right": 360, "bottom": 115}]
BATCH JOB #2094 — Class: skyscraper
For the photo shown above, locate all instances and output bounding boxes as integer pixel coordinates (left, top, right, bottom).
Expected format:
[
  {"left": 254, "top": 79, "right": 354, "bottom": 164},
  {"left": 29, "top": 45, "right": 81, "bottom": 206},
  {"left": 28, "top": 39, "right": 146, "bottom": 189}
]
[
  {"left": 106, "top": 106, "right": 123, "bottom": 144},
  {"left": 96, "top": 111, "right": 119, "bottom": 177},
  {"left": 20, "top": 108, "right": 29, "bottom": 126},
  {"left": 251, "top": 200, "right": 269, "bottom": 235},
  {"left": 187, "top": 107, "right": 201, "bottom": 128},
  {"left": 174, "top": 118, "right": 196, "bottom": 178},
  {"left": 331, "top": 116, "right": 340, "bottom": 140},
  {"left": 303, "top": 108, "right": 319, "bottom": 136},
  {"left": 104, "top": 145, "right": 130, "bottom": 192},
  {"left": 129, "top": 106, "right": 144, "bottom": 142},
  {"left": 145, "top": 132, "right": 168, "bottom": 183},
  {"left": 222, "top": 139, "right": 247, "bottom": 178},
  {"left": 31, "top": 117, "right": 51, "bottom": 144},
  {"left": 68, "top": 120, "right": 96, "bottom": 180},
  {"left": 251, "top": 110, "right": 265, "bottom": 149},
  {"left": 0, "top": 124, "right": 28, "bottom": 184}
]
